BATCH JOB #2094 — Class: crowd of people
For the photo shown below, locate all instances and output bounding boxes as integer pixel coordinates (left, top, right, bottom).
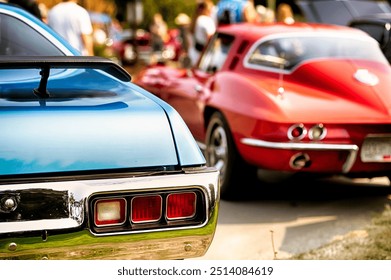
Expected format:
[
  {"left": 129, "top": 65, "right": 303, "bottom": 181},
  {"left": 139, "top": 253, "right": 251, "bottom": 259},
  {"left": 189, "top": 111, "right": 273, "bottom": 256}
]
[
  {"left": 172, "top": 0, "right": 295, "bottom": 67},
  {"left": 5, "top": 0, "right": 296, "bottom": 66}
]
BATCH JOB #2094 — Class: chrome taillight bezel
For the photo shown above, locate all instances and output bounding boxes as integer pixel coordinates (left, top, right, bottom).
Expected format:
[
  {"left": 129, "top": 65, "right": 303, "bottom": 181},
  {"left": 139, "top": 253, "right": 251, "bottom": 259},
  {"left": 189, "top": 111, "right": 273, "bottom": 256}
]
[
  {"left": 309, "top": 124, "right": 327, "bottom": 140},
  {"left": 287, "top": 123, "right": 307, "bottom": 140}
]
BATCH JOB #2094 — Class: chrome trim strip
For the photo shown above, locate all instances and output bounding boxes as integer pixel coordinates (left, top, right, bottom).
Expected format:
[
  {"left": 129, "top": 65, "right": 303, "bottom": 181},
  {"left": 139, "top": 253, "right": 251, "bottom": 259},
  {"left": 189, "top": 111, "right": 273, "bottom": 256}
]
[
  {"left": 241, "top": 138, "right": 359, "bottom": 173},
  {"left": 197, "top": 141, "right": 207, "bottom": 151},
  {"left": 243, "top": 32, "right": 380, "bottom": 74}
]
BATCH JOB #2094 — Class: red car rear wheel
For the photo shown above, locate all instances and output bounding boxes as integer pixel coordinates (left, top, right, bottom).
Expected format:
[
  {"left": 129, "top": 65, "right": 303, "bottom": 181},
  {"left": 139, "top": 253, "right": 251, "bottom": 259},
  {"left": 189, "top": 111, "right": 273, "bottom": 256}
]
[{"left": 205, "top": 112, "right": 257, "bottom": 199}]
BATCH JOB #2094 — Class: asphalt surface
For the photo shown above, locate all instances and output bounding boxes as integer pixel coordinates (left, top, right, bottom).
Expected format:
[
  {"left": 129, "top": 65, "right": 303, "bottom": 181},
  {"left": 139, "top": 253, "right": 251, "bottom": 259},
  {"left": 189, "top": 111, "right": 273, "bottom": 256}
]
[{"left": 195, "top": 175, "right": 391, "bottom": 260}]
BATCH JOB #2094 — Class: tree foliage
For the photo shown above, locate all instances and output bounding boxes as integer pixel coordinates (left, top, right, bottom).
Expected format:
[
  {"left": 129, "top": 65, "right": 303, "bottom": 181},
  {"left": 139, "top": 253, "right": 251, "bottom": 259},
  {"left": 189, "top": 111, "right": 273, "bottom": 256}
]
[
  {"left": 140, "top": 0, "right": 196, "bottom": 30},
  {"left": 110, "top": 0, "right": 222, "bottom": 30}
]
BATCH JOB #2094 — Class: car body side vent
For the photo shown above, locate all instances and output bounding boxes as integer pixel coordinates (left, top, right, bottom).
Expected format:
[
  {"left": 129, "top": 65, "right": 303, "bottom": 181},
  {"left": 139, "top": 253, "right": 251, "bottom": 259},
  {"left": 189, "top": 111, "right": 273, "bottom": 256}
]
[
  {"left": 237, "top": 40, "right": 249, "bottom": 54},
  {"left": 229, "top": 56, "right": 239, "bottom": 70}
]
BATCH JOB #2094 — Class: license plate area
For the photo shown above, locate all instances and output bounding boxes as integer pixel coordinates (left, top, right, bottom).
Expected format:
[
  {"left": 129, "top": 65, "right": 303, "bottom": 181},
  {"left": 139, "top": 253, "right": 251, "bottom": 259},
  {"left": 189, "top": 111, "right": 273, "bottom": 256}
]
[{"left": 361, "top": 136, "right": 391, "bottom": 162}]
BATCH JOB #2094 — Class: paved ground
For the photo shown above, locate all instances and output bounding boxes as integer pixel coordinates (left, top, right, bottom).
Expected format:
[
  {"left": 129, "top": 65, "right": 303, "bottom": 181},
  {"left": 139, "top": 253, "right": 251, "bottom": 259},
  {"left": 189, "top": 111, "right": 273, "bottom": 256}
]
[{"left": 193, "top": 176, "right": 391, "bottom": 260}]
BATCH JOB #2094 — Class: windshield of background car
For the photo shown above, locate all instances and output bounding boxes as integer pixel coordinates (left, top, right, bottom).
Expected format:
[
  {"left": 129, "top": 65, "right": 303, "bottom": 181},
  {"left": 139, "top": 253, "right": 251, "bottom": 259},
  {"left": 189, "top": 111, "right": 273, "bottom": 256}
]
[
  {"left": 245, "top": 34, "right": 388, "bottom": 71},
  {"left": 349, "top": 22, "right": 386, "bottom": 45},
  {"left": 198, "top": 33, "right": 234, "bottom": 73},
  {"left": 297, "top": 0, "right": 391, "bottom": 25},
  {"left": 0, "top": 13, "right": 64, "bottom": 55}
]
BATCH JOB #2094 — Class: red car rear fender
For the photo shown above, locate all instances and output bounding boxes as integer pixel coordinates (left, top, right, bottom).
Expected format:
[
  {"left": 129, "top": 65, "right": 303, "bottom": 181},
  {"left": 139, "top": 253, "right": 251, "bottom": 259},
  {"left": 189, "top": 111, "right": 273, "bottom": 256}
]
[{"left": 290, "top": 60, "right": 391, "bottom": 113}]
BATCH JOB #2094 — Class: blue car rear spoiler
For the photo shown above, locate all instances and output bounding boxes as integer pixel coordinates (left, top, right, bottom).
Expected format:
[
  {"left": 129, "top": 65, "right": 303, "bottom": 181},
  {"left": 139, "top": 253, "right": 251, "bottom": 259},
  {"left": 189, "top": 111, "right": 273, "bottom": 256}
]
[{"left": 0, "top": 56, "right": 131, "bottom": 98}]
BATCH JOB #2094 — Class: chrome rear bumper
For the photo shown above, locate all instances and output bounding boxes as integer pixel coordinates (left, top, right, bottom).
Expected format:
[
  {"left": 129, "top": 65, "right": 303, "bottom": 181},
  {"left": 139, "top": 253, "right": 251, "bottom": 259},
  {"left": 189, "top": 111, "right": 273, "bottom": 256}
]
[
  {"left": 0, "top": 168, "right": 219, "bottom": 260},
  {"left": 241, "top": 138, "right": 359, "bottom": 173}
]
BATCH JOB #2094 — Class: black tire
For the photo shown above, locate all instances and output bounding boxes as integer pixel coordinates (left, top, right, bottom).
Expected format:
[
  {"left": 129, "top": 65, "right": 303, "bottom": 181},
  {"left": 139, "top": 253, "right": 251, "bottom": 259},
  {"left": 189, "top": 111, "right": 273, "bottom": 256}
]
[{"left": 205, "top": 112, "right": 257, "bottom": 199}]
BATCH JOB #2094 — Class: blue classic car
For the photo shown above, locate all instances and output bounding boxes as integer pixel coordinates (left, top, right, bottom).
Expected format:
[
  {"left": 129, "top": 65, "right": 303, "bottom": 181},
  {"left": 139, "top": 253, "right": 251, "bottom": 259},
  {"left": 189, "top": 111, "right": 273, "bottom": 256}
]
[{"left": 0, "top": 3, "right": 219, "bottom": 260}]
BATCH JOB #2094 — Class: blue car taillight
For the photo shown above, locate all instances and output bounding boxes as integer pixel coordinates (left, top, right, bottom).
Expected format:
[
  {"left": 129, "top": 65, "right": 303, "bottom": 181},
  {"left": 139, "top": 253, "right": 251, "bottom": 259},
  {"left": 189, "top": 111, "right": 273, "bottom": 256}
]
[
  {"left": 166, "top": 192, "right": 196, "bottom": 220},
  {"left": 94, "top": 198, "right": 127, "bottom": 227},
  {"left": 89, "top": 188, "right": 206, "bottom": 235},
  {"left": 131, "top": 195, "right": 162, "bottom": 223}
]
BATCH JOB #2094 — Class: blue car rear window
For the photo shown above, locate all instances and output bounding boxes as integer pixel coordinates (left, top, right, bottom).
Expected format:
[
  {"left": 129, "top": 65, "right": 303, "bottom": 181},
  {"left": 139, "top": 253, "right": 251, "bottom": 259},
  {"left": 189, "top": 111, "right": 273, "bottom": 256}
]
[{"left": 0, "top": 13, "right": 64, "bottom": 56}]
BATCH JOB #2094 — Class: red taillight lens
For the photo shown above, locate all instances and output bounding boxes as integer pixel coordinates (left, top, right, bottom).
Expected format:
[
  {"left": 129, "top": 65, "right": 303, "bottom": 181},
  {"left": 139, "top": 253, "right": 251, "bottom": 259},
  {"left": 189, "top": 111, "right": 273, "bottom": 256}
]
[
  {"left": 166, "top": 192, "right": 196, "bottom": 220},
  {"left": 288, "top": 123, "right": 307, "bottom": 140},
  {"left": 309, "top": 124, "right": 326, "bottom": 140},
  {"left": 131, "top": 195, "right": 162, "bottom": 223},
  {"left": 94, "top": 198, "right": 126, "bottom": 227}
]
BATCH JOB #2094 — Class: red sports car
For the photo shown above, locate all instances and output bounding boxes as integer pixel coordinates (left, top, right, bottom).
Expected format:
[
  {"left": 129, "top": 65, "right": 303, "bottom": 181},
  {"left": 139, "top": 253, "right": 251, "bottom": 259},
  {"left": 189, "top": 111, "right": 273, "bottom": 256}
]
[{"left": 133, "top": 22, "right": 391, "bottom": 199}]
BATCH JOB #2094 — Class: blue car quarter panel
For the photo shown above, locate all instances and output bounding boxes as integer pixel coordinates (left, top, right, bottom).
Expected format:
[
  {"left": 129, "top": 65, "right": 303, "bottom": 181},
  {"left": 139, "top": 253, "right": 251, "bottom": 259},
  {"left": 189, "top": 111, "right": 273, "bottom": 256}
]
[{"left": 132, "top": 84, "right": 207, "bottom": 167}]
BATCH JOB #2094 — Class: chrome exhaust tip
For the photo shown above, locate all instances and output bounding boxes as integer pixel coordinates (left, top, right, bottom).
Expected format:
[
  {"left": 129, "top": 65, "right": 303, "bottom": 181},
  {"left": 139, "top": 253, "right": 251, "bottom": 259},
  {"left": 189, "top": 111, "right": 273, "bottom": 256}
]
[{"left": 290, "top": 152, "right": 311, "bottom": 169}]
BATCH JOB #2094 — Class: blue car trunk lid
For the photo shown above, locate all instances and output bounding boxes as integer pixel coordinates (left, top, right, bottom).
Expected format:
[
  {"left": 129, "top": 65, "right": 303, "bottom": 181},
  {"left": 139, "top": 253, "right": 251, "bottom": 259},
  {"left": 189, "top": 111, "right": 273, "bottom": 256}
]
[{"left": 0, "top": 85, "right": 178, "bottom": 176}]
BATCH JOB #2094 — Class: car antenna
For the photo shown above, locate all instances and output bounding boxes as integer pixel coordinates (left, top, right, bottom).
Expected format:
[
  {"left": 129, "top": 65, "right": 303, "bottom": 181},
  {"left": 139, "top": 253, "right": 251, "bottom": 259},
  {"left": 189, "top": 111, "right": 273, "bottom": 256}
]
[{"left": 33, "top": 65, "right": 50, "bottom": 99}]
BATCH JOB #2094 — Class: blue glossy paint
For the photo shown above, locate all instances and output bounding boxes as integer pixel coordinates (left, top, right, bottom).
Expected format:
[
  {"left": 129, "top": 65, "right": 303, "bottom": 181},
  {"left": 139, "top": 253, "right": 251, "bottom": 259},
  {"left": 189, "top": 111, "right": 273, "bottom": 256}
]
[
  {"left": 0, "top": 69, "right": 180, "bottom": 175},
  {"left": 132, "top": 84, "right": 206, "bottom": 166}
]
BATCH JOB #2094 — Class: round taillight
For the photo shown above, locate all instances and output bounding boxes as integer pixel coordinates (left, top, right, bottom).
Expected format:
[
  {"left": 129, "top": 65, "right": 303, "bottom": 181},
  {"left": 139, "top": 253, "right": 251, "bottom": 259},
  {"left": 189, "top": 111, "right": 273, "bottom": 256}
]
[
  {"left": 309, "top": 124, "right": 327, "bottom": 140},
  {"left": 288, "top": 123, "right": 307, "bottom": 140}
]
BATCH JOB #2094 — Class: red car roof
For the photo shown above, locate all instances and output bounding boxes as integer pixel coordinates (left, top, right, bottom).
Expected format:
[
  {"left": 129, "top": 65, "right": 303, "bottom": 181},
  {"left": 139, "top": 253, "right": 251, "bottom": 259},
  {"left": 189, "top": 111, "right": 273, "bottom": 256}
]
[{"left": 217, "top": 22, "right": 367, "bottom": 40}]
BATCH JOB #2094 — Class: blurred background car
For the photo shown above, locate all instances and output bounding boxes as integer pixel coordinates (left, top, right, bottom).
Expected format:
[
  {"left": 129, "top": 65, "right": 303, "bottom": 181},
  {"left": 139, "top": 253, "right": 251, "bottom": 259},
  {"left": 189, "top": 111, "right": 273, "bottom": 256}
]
[
  {"left": 280, "top": 0, "right": 391, "bottom": 25},
  {"left": 136, "top": 28, "right": 183, "bottom": 65},
  {"left": 289, "top": 0, "right": 391, "bottom": 63},
  {"left": 89, "top": 11, "right": 182, "bottom": 66},
  {"left": 348, "top": 13, "right": 391, "bottom": 64},
  {"left": 89, "top": 11, "right": 139, "bottom": 65}
]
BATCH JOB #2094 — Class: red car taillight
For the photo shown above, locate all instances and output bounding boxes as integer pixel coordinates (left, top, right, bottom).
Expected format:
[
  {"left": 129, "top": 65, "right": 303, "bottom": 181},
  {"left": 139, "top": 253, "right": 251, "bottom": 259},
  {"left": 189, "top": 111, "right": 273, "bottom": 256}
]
[
  {"left": 288, "top": 123, "right": 307, "bottom": 140},
  {"left": 131, "top": 195, "right": 162, "bottom": 223},
  {"left": 166, "top": 192, "right": 196, "bottom": 220},
  {"left": 94, "top": 198, "right": 126, "bottom": 227}
]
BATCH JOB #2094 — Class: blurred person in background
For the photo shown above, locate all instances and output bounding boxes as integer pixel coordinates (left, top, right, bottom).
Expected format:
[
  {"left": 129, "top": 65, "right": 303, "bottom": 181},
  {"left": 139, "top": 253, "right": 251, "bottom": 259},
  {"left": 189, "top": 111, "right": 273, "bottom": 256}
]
[
  {"left": 276, "top": 3, "right": 295, "bottom": 24},
  {"left": 48, "top": 0, "right": 94, "bottom": 55},
  {"left": 216, "top": 0, "right": 257, "bottom": 25},
  {"left": 256, "top": 4, "right": 275, "bottom": 23},
  {"left": 189, "top": 0, "right": 216, "bottom": 66},
  {"left": 175, "top": 12, "right": 192, "bottom": 67},
  {"left": 149, "top": 12, "right": 169, "bottom": 64},
  {"left": 8, "top": 0, "right": 42, "bottom": 20},
  {"left": 38, "top": 2, "right": 47, "bottom": 23}
]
